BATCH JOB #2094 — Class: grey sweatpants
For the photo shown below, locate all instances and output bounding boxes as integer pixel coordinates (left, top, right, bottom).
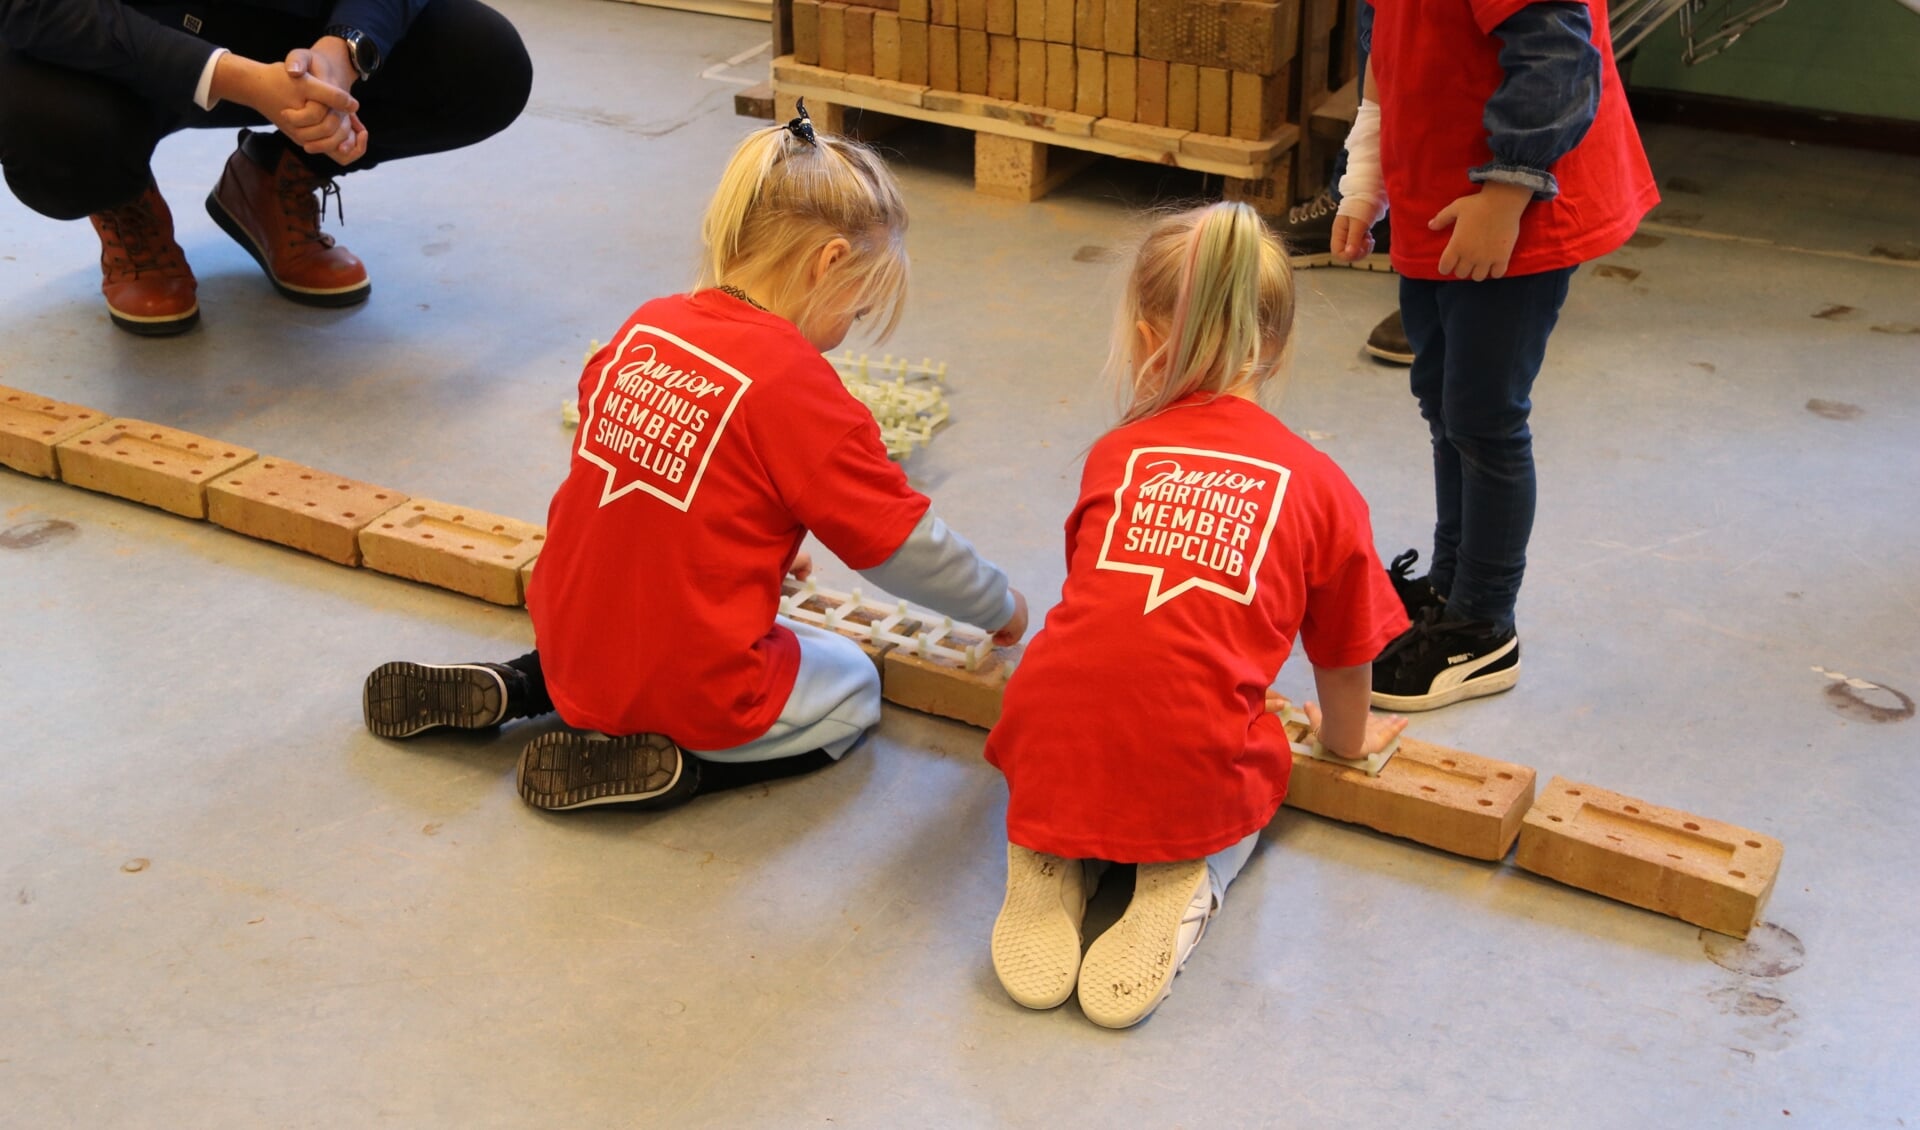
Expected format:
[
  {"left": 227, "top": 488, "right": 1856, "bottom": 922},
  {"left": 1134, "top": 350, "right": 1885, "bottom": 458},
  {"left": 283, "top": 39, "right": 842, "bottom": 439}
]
[{"left": 686, "top": 618, "right": 881, "bottom": 764}]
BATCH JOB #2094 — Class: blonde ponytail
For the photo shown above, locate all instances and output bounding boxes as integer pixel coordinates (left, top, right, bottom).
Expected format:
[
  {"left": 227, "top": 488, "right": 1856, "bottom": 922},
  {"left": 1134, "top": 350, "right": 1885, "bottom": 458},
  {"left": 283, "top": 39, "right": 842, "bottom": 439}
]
[
  {"left": 698, "top": 121, "right": 911, "bottom": 341},
  {"left": 1108, "top": 201, "right": 1295, "bottom": 425}
]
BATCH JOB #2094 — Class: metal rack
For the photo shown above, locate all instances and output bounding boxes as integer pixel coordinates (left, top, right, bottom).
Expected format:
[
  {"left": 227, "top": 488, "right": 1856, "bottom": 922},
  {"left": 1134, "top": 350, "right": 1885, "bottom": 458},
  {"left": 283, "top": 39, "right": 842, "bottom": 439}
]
[{"left": 1611, "top": 0, "right": 1792, "bottom": 62}]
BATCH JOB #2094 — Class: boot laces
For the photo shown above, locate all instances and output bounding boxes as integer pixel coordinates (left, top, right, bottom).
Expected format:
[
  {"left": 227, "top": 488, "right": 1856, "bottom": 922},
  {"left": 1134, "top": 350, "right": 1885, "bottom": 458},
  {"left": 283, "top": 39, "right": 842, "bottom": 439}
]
[
  {"left": 97, "top": 191, "right": 184, "bottom": 279},
  {"left": 277, "top": 161, "right": 344, "bottom": 250},
  {"left": 1286, "top": 188, "right": 1338, "bottom": 225}
]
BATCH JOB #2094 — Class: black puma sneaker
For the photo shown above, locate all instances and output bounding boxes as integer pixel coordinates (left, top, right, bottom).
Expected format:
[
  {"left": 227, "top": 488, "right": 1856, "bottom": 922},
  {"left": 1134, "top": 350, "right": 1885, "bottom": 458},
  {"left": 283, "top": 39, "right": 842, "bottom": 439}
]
[{"left": 1370, "top": 615, "right": 1520, "bottom": 712}]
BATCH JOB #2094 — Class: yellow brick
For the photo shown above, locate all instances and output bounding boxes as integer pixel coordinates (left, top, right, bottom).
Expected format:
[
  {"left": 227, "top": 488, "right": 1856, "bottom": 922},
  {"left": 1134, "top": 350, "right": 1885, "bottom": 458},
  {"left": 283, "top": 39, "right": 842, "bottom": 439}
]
[
  {"left": 0, "top": 385, "right": 104, "bottom": 479},
  {"left": 55, "top": 418, "right": 256, "bottom": 519},
  {"left": 1283, "top": 736, "right": 1536, "bottom": 862},
  {"left": 207, "top": 457, "right": 408, "bottom": 566},
  {"left": 1516, "top": 777, "right": 1785, "bottom": 938},
  {"left": 358, "top": 499, "right": 546, "bottom": 606}
]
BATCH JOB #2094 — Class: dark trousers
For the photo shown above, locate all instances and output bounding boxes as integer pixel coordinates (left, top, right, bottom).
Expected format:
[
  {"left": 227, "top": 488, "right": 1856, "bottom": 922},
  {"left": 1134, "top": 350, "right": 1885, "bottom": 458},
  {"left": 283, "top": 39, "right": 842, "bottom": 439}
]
[
  {"left": 1398, "top": 266, "right": 1576, "bottom": 630},
  {"left": 0, "top": 0, "right": 530, "bottom": 220}
]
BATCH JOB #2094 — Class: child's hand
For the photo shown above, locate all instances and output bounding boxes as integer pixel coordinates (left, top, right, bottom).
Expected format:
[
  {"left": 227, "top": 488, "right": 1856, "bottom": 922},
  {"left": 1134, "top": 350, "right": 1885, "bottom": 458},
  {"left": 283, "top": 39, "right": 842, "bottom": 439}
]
[
  {"left": 1303, "top": 701, "right": 1407, "bottom": 761},
  {"left": 1330, "top": 215, "right": 1374, "bottom": 263},
  {"left": 992, "top": 589, "right": 1030, "bottom": 647},
  {"left": 787, "top": 551, "right": 814, "bottom": 581},
  {"left": 1264, "top": 690, "right": 1292, "bottom": 713},
  {"left": 1429, "top": 182, "right": 1532, "bottom": 281}
]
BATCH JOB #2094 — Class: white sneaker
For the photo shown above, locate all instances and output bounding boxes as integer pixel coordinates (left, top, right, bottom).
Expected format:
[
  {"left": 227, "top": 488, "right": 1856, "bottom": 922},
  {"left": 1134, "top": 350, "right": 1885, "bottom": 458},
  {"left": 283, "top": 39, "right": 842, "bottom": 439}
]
[
  {"left": 991, "top": 844, "right": 1093, "bottom": 1010},
  {"left": 1076, "top": 858, "right": 1214, "bottom": 1029}
]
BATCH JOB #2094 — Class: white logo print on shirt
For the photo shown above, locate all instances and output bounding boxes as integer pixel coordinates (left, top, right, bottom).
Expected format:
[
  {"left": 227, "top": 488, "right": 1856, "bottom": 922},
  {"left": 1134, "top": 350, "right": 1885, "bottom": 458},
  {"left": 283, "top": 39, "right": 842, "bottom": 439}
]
[
  {"left": 575, "top": 324, "right": 751, "bottom": 511},
  {"left": 1095, "top": 446, "right": 1291, "bottom": 613}
]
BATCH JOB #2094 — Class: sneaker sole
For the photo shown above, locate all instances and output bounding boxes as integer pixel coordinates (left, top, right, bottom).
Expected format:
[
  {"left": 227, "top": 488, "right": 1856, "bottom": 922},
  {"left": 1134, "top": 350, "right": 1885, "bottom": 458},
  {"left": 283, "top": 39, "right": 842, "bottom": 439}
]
[
  {"left": 991, "top": 845, "right": 1085, "bottom": 1010},
  {"left": 1371, "top": 657, "right": 1521, "bottom": 713},
  {"left": 1363, "top": 341, "right": 1415, "bottom": 365},
  {"left": 363, "top": 661, "right": 506, "bottom": 739},
  {"left": 1288, "top": 251, "right": 1397, "bottom": 273},
  {"left": 518, "top": 731, "right": 683, "bottom": 811},
  {"left": 1077, "top": 859, "right": 1210, "bottom": 1029},
  {"left": 204, "top": 194, "right": 371, "bottom": 308}
]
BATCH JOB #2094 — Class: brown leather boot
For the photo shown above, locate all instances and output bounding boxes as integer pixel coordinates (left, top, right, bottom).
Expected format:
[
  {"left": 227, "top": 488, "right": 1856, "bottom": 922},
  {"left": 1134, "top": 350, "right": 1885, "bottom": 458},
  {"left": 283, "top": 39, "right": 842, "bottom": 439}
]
[
  {"left": 205, "top": 129, "right": 371, "bottom": 307},
  {"left": 88, "top": 182, "right": 199, "bottom": 336}
]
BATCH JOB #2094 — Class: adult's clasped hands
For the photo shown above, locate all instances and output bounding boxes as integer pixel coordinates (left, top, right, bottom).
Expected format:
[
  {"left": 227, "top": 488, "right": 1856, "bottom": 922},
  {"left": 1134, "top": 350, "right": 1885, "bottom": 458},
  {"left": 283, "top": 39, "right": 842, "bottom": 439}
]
[{"left": 210, "top": 39, "right": 368, "bottom": 165}]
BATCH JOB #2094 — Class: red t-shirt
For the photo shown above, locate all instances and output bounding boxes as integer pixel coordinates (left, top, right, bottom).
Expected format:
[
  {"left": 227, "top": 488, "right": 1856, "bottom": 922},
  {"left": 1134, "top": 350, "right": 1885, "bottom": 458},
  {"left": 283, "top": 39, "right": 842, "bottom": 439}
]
[
  {"left": 983, "top": 395, "right": 1409, "bottom": 862},
  {"left": 1372, "top": 0, "right": 1660, "bottom": 280},
  {"left": 526, "top": 291, "right": 930, "bottom": 749}
]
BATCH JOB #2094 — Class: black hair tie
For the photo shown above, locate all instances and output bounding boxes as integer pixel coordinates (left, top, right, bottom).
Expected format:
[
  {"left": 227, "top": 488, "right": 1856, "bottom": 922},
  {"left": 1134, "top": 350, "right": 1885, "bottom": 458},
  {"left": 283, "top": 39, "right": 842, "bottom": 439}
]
[{"left": 787, "top": 98, "right": 817, "bottom": 146}]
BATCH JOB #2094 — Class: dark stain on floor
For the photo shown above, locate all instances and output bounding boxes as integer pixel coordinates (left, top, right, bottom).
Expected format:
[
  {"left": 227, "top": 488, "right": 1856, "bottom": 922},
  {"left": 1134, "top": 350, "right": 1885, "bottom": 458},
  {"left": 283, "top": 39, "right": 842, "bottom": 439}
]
[
  {"left": 1825, "top": 679, "right": 1915, "bottom": 724},
  {"left": 1869, "top": 243, "right": 1920, "bottom": 262},
  {"left": 1625, "top": 232, "right": 1666, "bottom": 249},
  {"left": 1074, "top": 245, "right": 1119, "bottom": 263},
  {"left": 1704, "top": 923, "right": 1806, "bottom": 978},
  {"left": 0, "top": 519, "right": 78, "bottom": 550},
  {"left": 1812, "top": 304, "right": 1856, "bottom": 321},
  {"left": 1805, "top": 398, "right": 1863, "bottom": 420},
  {"left": 1665, "top": 175, "right": 1705, "bottom": 194},
  {"left": 1595, "top": 264, "right": 1641, "bottom": 281},
  {"left": 1869, "top": 323, "right": 1920, "bottom": 335}
]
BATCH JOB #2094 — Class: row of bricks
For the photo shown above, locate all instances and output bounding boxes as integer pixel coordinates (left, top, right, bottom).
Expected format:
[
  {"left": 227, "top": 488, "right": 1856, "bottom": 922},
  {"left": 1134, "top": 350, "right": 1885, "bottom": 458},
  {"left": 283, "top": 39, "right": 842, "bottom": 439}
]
[
  {"left": 800, "top": 0, "right": 1295, "bottom": 74},
  {"left": 785, "top": 30, "right": 1290, "bottom": 142},
  {"left": 0, "top": 385, "right": 1016, "bottom": 730},
  {"left": 786, "top": 575, "right": 1786, "bottom": 940},
  {"left": 3, "top": 385, "right": 1783, "bottom": 937},
  {"left": 1276, "top": 716, "right": 1783, "bottom": 938},
  {"left": 1, "top": 387, "right": 544, "bottom": 605}
]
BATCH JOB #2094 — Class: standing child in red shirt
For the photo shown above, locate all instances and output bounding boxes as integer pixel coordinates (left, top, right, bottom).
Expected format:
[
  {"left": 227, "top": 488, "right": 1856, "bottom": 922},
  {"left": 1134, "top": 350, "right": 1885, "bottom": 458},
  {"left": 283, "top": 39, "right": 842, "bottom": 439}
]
[
  {"left": 984, "top": 202, "right": 1409, "bottom": 1029},
  {"left": 361, "top": 105, "right": 1028, "bottom": 809},
  {"left": 1331, "top": 0, "right": 1659, "bottom": 710}
]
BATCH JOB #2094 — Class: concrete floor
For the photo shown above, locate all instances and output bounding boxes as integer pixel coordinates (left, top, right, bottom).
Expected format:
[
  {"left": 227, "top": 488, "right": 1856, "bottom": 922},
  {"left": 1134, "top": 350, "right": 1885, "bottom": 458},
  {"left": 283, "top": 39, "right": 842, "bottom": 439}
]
[{"left": 4, "top": 2, "right": 1918, "bottom": 1125}]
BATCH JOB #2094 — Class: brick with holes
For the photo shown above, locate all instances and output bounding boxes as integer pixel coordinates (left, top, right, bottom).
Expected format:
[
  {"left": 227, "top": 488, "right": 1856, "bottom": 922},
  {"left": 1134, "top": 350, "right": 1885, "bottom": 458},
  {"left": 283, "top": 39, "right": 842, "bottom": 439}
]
[
  {"left": 206, "top": 457, "right": 409, "bottom": 566},
  {"left": 54, "top": 418, "right": 256, "bottom": 518},
  {"left": 0, "top": 386, "right": 106, "bottom": 479},
  {"left": 1282, "top": 734, "right": 1536, "bottom": 861},
  {"left": 882, "top": 628, "right": 1021, "bottom": 729},
  {"left": 1516, "top": 777, "right": 1784, "bottom": 938},
  {"left": 357, "top": 499, "right": 546, "bottom": 605}
]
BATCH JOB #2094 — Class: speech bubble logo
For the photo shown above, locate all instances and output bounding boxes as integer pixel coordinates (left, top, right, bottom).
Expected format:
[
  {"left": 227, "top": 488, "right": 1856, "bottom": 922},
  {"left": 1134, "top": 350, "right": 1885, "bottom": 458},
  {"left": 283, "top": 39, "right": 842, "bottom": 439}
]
[
  {"left": 575, "top": 323, "right": 752, "bottom": 511},
  {"left": 1095, "top": 445, "right": 1291, "bottom": 613}
]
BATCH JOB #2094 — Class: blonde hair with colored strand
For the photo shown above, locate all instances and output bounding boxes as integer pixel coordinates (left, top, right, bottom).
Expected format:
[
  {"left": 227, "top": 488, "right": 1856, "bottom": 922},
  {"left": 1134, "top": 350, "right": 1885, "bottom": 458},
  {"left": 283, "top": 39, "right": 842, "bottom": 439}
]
[
  {"left": 1108, "top": 201, "right": 1296, "bottom": 426},
  {"left": 698, "top": 120, "right": 910, "bottom": 342}
]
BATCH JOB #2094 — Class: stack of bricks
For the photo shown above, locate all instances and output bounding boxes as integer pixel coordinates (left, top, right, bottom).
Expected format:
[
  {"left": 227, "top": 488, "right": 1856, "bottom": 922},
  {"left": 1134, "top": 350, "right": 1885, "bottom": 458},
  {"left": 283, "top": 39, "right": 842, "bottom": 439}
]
[{"left": 787, "top": 0, "right": 1304, "bottom": 176}]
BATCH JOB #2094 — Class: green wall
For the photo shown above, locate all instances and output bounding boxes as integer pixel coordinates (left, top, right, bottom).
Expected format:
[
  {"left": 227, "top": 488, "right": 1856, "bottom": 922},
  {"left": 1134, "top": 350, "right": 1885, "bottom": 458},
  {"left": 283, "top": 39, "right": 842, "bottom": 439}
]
[{"left": 1622, "top": 0, "right": 1920, "bottom": 122}]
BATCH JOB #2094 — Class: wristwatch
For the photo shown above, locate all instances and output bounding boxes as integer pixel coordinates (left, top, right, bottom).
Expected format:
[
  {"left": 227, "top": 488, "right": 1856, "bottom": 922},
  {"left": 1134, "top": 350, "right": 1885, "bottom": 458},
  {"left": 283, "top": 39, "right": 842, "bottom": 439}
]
[{"left": 324, "top": 25, "right": 381, "bottom": 82}]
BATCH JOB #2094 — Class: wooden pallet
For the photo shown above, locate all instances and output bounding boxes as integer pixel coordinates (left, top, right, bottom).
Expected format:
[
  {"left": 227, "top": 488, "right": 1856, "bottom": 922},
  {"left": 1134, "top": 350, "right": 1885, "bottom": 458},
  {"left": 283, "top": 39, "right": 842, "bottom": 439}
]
[
  {"left": 772, "top": 56, "right": 1297, "bottom": 201},
  {"left": 606, "top": 0, "right": 772, "bottom": 22}
]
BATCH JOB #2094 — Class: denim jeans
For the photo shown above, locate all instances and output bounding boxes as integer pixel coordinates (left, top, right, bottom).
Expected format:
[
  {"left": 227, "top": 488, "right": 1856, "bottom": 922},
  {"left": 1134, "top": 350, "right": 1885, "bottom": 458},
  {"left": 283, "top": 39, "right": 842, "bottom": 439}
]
[{"left": 1398, "top": 266, "right": 1576, "bottom": 630}]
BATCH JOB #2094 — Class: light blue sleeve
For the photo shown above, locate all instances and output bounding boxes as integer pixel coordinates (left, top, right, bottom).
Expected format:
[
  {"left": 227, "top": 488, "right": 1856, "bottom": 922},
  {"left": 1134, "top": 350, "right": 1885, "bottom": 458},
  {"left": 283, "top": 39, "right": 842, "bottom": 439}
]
[{"left": 857, "top": 511, "right": 1016, "bottom": 632}]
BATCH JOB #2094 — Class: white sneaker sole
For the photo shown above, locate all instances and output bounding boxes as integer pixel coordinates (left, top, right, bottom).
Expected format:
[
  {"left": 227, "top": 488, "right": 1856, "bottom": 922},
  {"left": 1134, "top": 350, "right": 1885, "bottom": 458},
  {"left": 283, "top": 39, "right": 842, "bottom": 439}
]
[
  {"left": 1371, "top": 655, "right": 1521, "bottom": 713},
  {"left": 991, "top": 845, "right": 1085, "bottom": 1010},
  {"left": 1077, "top": 859, "right": 1211, "bottom": 1029},
  {"left": 1289, "top": 251, "right": 1397, "bottom": 273}
]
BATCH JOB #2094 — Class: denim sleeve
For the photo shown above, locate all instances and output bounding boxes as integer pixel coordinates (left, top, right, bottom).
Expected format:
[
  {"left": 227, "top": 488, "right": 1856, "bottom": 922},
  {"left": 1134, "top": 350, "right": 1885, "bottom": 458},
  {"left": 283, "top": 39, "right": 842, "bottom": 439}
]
[
  {"left": 326, "top": 0, "right": 432, "bottom": 59},
  {"left": 0, "top": 0, "right": 214, "bottom": 107},
  {"left": 1470, "top": 1, "right": 1601, "bottom": 200}
]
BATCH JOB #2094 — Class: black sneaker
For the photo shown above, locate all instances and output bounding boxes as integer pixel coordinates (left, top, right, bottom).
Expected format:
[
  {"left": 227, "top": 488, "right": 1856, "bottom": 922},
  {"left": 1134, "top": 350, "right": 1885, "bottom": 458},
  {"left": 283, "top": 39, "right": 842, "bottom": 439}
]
[
  {"left": 1371, "top": 616, "right": 1520, "bottom": 712},
  {"left": 1364, "top": 308, "right": 1414, "bottom": 365},
  {"left": 1386, "top": 548, "right": 1445, "bottom": 620},
  {"left": 517, "top": 731, "right": 697, "bottom": 811},
  {"left": 1278, "top": 188, "right": 1394, "bottom": 272},
  {"left": 363, "top": 661, "right": 525, "bottom": 739}
]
